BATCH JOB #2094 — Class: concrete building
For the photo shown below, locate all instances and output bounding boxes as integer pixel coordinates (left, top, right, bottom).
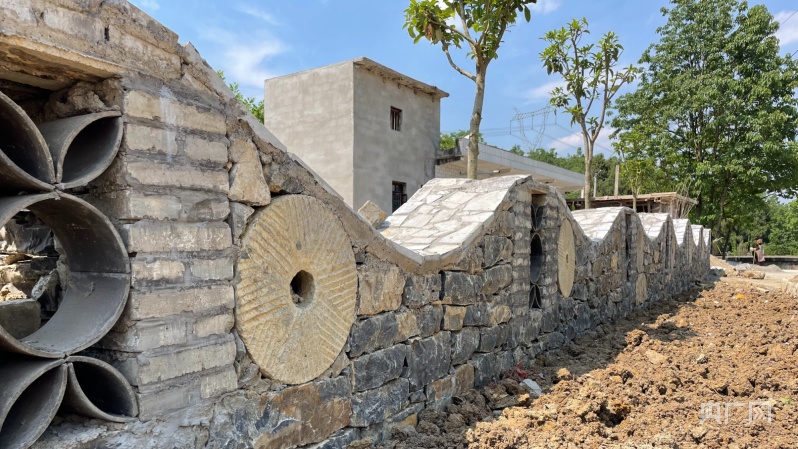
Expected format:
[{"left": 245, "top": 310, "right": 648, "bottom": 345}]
[
  {"left": 264, "top": 57, "right": 448, "bottom": 213},
  {"left": 436, "top": 138, "right": 584, "bottom": 193}
]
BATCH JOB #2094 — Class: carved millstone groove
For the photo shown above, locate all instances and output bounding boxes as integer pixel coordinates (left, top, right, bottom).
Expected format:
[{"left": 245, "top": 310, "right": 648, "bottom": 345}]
[
  {"left": 557, "top": 220, "right": 575, "bottom": 297},
  {"left": 236, "top": 195, "right": 358, "bottom": 385}
]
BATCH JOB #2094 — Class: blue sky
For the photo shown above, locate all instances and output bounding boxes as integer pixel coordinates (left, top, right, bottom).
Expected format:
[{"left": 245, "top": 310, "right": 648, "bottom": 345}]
[{"left": 129, "top": 0, "right": 798, "bottom": 156}]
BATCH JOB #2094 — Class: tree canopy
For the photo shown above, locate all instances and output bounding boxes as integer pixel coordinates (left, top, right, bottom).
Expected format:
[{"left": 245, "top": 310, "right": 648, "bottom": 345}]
[
  {"left": 217, "top": 70, "right": 264, "bottom": 123},
  {"left": 540, "top": 18, "right": 638, "bottom": 208},
  {"left": 440, "top": 129, "right": 487, "bottom": 150},
  {"left": 405, "top": 0, "right": 536, "bottom": 178},
  {"left": 612, "top": 0, "right": 798, "bottom": 249}
]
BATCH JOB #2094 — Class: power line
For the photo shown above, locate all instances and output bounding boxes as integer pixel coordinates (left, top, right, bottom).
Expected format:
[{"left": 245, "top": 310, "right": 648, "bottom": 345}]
[{"left": 781, "top": 10, "right": 798, "bottom": 26}]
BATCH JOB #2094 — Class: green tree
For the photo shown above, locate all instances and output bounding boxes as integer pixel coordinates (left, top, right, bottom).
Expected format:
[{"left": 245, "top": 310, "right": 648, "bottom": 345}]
[
  {"left": 540, "top": 18, "right": 639, "bottom": 208},
  {"left": 612, "top": 0, "right": 798, "bottom": 251},
  {"left": 440, "top": 129, "right": 486, "bottom": 150},
  {"left": 217, "top": 70, "right": 264, "bottom": 123},
  {"left": 405, "top": 0, "right": 536, "bottom": 179},
  {"left": 614, "top": 130, "right": 658, "bottom": 209},
  {"left": 508, "top": 144, "right": 525, "bottom": 156}
]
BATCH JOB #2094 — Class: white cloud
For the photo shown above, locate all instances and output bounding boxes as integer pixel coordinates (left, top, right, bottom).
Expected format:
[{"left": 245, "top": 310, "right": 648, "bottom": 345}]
[
  {"left": 530, "top": 0, "right": 561, "bottom": 15},
  {"left": 548, "top": 127, "right": 615, "bottom": 155},
  {"left": 775, "top": 11, "right": 798, "bottom": 47},
  {"left": 236, "top": 4, "right": 280, "bottom": 26},
  {"left": 524, "top": 80, "right": 566, "bottom": 102},
  {"left": 198, "top": 26, "right": 286, "bottom": 90},
  {"left": 137, "top": 0, "right": 160, "bottom": 11}
]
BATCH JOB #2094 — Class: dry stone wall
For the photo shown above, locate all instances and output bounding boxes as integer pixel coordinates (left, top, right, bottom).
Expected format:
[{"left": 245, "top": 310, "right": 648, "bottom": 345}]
[{"left": 0, "top": 2, "right": 710, "bottom": 448}]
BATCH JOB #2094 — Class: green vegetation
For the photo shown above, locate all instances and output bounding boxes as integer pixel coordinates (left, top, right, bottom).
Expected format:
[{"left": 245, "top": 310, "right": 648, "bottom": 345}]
[
  {"left": 217, "top": 70, "right": 264, "bottom": 123},
  {"left": 540, "top": 18, "right": 639, "bottom": 208},
  {"left": 405, "top": 0, "right": 536, "bottom": 179},
  {"left": 440, "top": 129, "right": 486, "bottom": 150},
  {"left": 611, "top": 0, "right": 798, "bottom": 253}
]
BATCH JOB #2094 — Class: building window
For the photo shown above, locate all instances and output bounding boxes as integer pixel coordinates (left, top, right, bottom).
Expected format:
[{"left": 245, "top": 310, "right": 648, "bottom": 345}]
[
  {"left": 392, "top": 181, "right": 407, "bottom": 211},
  {"left": 390, "top": 107, "right": 402, "bottom": 131}
]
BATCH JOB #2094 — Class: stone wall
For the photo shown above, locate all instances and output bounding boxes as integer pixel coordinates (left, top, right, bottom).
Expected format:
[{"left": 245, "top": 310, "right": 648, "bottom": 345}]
[{"left": 0, "top": 2, "right": 709, "bottom": 449}]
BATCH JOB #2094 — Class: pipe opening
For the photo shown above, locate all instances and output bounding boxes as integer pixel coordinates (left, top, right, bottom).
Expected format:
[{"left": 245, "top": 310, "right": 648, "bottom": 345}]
[
  {"left": 290, "top": 270, "right": 315, "bottom": 307},
  {"left": 530, "top": 284, "right": 542, "bottom": 309},
  {"left": 530, "top": 233, "right": 543, "bottom": 283},
  {"left": 0, "top": 364, "right": 66, "bottom": 449},
  {"left": 61, "top": 357, "right": 138, "bottom": 420}
]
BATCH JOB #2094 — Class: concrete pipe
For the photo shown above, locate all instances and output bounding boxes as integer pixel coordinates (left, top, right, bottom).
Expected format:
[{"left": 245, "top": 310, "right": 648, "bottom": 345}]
[
  {"left": 0, "top": 92, "right": 54, "bottom": 194},
  {"left": 530, "top": 232, "right": 543, "bottom": 283},
  {"left": 61, "top": 356, "right": 138, "bottom": 422},
  {"left": 37, "top": 111, "right": 123, "bottom": 189},
  {"left": 0, "top": 355, "right": 67, "bottom": 449},
  {"left": 0, "top": 193, "right": 130, "bottom": 358},
  {"left": 530, "top": 284, "right": 542, "bottom": 309}
]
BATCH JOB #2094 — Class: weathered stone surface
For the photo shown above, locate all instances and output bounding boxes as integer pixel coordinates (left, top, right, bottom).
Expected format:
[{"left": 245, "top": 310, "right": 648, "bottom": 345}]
[
  {"left": 482, "top": 235, "right": 513, "bottom": 268},
  {"left": 463, "top": 302, "right": 490, "bottom": 327},
  {"left": 413, "top": 305, "right": 443, "bottom": 338},
  {"left": 229, "top": 202, "right": 254, "bottom": 244},
  {"left": 405, "top": 332, "right": 451, "bottom": 391},
  {"left": 451, "top": 327, "right": 480, "bottom": 365},
  {"left": 185, "top": 134, "right": 228, "bottom": 163},
  {"left": 349, "top": 313, "right": 399, "bottom": 357},
  {"left": 125, "top": 90, "right": 226, "bottom": 134},
  {"left": 426, "top": 364, "right": 475, "bottom": 408},
  {"left": 351, "top": 344, "right": 408, "bottom": 392},
  {"left": 255, "top": 377, "right": 352, "bottom": 449},
  {"left": 442, "top": 306, "right": 467, "bottom": 331},
  {"left": 0, "top": 299, "right": 40, "bottom": 339},
  {"left": 228, "top": 139, "right": 271, "bottom": 206},
  {"left": 468, "top": 353, "right": 498, "bottom": 388},
  {"left": 402, "top": 274, "right": 441, "bottom": 308},
  {"left": 306, "top": 428, "right": 361, "bottom": 449},
  {"left": 478, "top": 325, "right": 505, "bottom": 353},
  {"left": 358, "top": 200, "right": 387, "bottom": 228},
  {"left": 351, "top": 378, "right": 409, "bottom": 427},
  {"left": 357, "top": 263, "right": 404, "bottom": 316},
  {"left": 236, "top": 195, "right": 357, "bottom": 384},
  {"left": 441, "top": 271, "right": 482, "bottom": 305},
  {"left": 395, "top": 310, "right": 420, "bottom": 342},
  {"left": 123, "top": 222, "right": 232, "bottom": 253},
  {"left": 481, "top": 264, "right": 513, "bottom": 295},
  {"left": 128, "top": 285, "right": 234, "bottom": 320}
]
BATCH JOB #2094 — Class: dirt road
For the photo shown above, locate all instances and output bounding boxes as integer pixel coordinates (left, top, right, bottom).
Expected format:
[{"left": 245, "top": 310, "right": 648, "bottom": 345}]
[{"left": 378, "top": 276, "right": 798, "bottom": 449}]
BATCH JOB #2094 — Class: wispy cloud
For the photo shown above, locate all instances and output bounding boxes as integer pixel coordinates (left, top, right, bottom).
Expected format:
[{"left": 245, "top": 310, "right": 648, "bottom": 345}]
[
  {"left": 524, "top": 80, "right": 565, "bottom": 102},
  {"left": 136, "top": 0, "right": 160, "bottom": 11},
  {"left": 775, "top": 11, "right": 798, "bottom": 47},
  {"left": 236, "top": 4, "right": 280, "bottom": 26},
  {"left": 198, "top": 26, "right": 286, "bottom": 90},
  {"left": 548, "top": 127, "right": 615, "bottom": 155},
  {"left": 530, "top": 0, "right": 561, "bottom": 15}
]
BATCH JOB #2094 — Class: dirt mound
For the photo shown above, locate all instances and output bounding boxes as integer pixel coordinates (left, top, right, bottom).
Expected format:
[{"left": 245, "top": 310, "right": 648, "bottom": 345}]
[
  {"left": 709, "top": 255, "right": 735, "bottom": 270},
  {"left": 379, "top": 280, "right": 798, "bottom": 449}
]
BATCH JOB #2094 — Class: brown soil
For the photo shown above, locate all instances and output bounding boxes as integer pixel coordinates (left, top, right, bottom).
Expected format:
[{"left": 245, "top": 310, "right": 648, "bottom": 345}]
[{"left": 378, "top": 278, "right": 798, "bottom": 449}]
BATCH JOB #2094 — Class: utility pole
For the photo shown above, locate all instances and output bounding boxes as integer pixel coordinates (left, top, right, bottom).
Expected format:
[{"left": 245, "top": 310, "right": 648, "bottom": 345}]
[{"left": 614, "top": 165, "right": 620, "bottom": 197}]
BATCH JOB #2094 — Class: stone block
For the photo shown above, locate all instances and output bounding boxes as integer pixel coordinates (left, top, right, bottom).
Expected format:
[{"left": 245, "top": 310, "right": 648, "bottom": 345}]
[
  {"left": 228, "top": 202, "right": 254, "bottom": 244},
  {"left": 395, "top": 310, "right": 420, "bottom": 342},
  {"left": 193, "top": 313, "right": 235, "bottom": 338},
  {"left": 125, "top": 124, "right": 178, "bottom": 156},
  {"left": 0, "top": 299, "right": 40, "bottom": 339},
  {"left": 405, "top": 332, "right": 451, "bottom": 391},
  {"left": 306, "top": 428, "right": 362, "bottom": 449},
  {"left": 358, "top": 200, "right": 387, "bottom": 227},
  {"left": 351, "top": 378, "right": 409, "bottom": 427},
  {"left": 441, "top": 271, "right": 482, "bottom": 305},
  {"left": 402, "top": 274, "right": 441, "bottom": 308},
  {"left": 131, "top": 258, "right": 185, "bottom": 285},
  {"left": 482, "top": 236, "right": 513, "bottom": 268},
  {"left": 413, "top": 305, "right": 442, "bottom": 338},
  {"left": 451, "top": 327, "right": 480, "bottom": 365},
  {"left": 127, "top": 159, "right": 229, "bottom": 193},
  {"left": 228, "top": 139, "right": 271, "bottom": 206},
  {"left": 348, "top": 313, "right": 398, "bottom": 357},
  {"left": 257, "top": 377, "right": 352, "bottom": 448},
  {"left": 185, "top": 134, "right": 228, "bottom": 163},
  {"left": 442, "top": 305, "right": 467, "bottom": 331},
  {"left": 189, "top": 256, "right": 235, "bottom": 281},
  {"left": 123, "top": 222, "right": 232, "bottom": 253},
  {"left": 357, "top": 264, "right": 404, "bottom": 316},
  {"left": 102, "top": 317, "right": 190, "bottom": 352},
  {"left": 481, "top": 264, "right": 513, "bottom": 296},
  {"left": 478, "top": 325, "right": 502, "bottom": 353},
  {"left": 200, "top": 365, "right": 238, "bottom": 399},
  {"left": 468, "top": 353, "right": 499, "bottom": 388},
  {"left": 351, "top": 344, "right": 408, "bottom": 392},
  {"left": 426, "top": 364, "right": 474, "bottom": 409},
  {"left": 463, "top": 302, "right": 490, "bottom": 327},
  {"left": 133, "top": 336, "right": 236, "bottom": 385},
  {"left": 125, "top": 90, "right": 227, "bottom": 134},
  {"left": 128, "top": 285, "right": 234, "bottom": 320}
]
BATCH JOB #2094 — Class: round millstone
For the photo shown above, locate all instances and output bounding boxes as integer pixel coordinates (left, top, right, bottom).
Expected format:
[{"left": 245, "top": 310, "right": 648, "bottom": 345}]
[
  {"left": 557, "top": 220, "right": 575, "bottom": 297},
  {"left": 235, "top": 195, "right": 357, "bottom": 385}
]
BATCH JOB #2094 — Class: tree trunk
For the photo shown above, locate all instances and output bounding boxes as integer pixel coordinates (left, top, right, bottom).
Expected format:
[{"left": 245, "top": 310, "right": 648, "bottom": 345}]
[
  {"left": 583, "top": 135, "right": 593, "bottom": 209},
  {"left": 467, "top": 69, "right": 486, "bottom": 180}
]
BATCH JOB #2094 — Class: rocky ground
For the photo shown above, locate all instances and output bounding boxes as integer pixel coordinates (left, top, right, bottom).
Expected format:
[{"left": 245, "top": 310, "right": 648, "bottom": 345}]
[{"left": 373, "top": 274, "right": 798, "bottom": 449}]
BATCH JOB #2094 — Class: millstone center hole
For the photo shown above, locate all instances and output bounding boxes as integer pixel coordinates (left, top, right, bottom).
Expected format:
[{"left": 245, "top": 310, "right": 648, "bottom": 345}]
[{"left": 290, "top": 270, "right": 315, "bottom": 307}]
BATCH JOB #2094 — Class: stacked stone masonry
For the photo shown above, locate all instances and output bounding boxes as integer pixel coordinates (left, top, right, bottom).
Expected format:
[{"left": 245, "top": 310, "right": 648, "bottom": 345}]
[{"left": 0, "top": 1, "right": 710, "bottom": 448}]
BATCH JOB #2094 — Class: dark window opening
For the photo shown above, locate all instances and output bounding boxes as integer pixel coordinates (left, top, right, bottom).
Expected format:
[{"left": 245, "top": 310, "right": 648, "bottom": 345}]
[
  {"left": 390, "top": 107, "right": 402, "bottom": 131},
  {"left": 392, "top": 181, "right": 407, "bottom": 212}
]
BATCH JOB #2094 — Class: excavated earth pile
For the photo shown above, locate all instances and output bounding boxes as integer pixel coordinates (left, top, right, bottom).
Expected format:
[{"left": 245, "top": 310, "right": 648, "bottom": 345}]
[{"left": 378, "top": 279, "right": 798, "bottom": 449}]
